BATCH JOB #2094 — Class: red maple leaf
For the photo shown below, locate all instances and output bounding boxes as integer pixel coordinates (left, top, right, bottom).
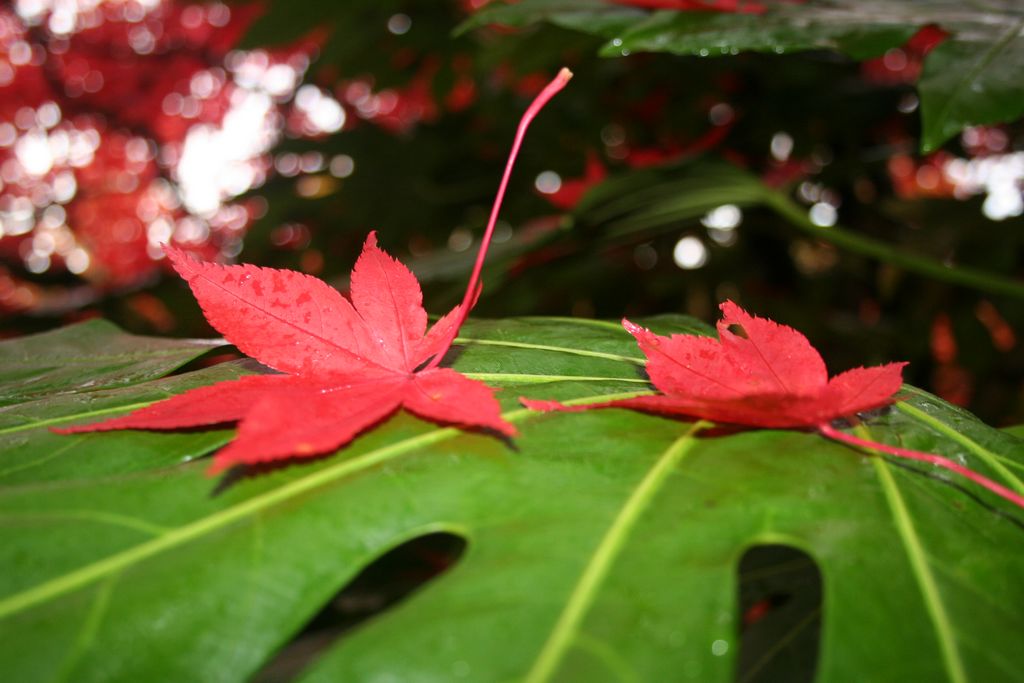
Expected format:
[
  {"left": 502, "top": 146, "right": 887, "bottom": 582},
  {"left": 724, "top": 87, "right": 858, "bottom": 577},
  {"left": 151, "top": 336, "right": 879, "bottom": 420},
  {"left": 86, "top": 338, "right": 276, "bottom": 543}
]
[
  {"left": 525, "top": 301, "right": 906, "bottom": 425},
  {"left": 58, "top": 233, "right": 513, "bottom": 473},
  {"left": 542, "top": 150, "right": 607, "bottom": 210},
  {"left": 525, "top": 301, "right": 1024, "bottom": 509},
  {"left": 57, "top": 68, "right": 575, "bottom": 474},
  {"left": 614, "top": 301, "right": 906, "bottom": 427}
]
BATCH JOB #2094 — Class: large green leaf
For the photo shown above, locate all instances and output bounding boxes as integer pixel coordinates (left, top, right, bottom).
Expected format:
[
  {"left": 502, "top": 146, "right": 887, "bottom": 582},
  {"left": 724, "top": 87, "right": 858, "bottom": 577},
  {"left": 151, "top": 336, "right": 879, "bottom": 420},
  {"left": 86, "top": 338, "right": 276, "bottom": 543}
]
[
  {"left": 463, "top": 0, "right": 1024, "bottom": 150},
  {"left": 1, "top": 318, "right": 1022, "bottom": 682}
]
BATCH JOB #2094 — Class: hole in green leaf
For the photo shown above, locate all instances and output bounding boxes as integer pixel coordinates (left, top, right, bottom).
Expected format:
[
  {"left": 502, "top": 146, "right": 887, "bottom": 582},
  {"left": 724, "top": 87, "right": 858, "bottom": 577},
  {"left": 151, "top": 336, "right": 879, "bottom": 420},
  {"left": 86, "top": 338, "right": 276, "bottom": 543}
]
[
  {"left": 252, "top": 531, "right": 467, "bottom": 683},
  {"left": 735, "top": 544, "right": 822, "bottom": 683}
]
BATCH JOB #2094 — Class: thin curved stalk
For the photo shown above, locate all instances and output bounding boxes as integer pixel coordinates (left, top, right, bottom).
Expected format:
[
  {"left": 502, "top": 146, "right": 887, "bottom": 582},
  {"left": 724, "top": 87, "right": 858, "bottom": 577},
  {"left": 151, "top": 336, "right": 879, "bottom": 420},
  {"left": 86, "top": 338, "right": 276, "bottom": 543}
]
[
  {"left": 818, "top": 422, "right": 1024, "bottom": 509},
  {"left": 424, "top": 68, "right": 573, "bottom": 370}
]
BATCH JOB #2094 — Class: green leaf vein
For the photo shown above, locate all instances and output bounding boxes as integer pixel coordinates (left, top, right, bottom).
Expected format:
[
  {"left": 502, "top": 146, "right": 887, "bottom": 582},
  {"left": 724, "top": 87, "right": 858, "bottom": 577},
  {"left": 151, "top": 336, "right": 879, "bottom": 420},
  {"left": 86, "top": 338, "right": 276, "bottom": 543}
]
[
  {"left": 523, "top": 420, "right": 709, "bottom": 683},
  {"left": 868, "top": 440, "right": 967, "bottom": 683},
  {"left": 455, "top": 337, "right": 645, "bottom": 365}
]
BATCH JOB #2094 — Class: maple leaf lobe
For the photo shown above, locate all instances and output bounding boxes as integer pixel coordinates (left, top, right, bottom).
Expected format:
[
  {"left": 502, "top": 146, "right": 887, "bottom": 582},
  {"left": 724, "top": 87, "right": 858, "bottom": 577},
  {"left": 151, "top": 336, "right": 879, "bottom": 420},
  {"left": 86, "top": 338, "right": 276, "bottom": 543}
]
[
  {"left": 164, "top": 244, "right": 382, "bottom": 377},
  {"left": 351, "top": 231, "right": 430, "bottom": 371},
  {"left": 406, "top": 368, "right": 517, "bottom": 438},
  {"left": 714, "top": 301, "right": 827, "bottom": 396}
]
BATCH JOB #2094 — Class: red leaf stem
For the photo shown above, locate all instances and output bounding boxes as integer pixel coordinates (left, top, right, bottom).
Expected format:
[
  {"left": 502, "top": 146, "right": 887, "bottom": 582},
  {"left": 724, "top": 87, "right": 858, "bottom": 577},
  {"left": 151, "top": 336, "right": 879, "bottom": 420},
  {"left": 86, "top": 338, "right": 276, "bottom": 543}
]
[
  {"left": 422, "top": 67, "right": 572, "bottom": 370},
  {"left": 818, "top": 422, "right": 1024, "bottom": 510}
]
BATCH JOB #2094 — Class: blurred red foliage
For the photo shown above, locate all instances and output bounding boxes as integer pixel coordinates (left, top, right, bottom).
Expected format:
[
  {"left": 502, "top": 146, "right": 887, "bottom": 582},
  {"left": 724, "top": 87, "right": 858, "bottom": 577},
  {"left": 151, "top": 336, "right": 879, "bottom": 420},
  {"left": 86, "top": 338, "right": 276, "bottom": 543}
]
[
  {"left": 0, "top": 0, "right": 321, "bottom": 313},
  {"left": 861, "top": 25, "right": 948, "bottom": 85}
]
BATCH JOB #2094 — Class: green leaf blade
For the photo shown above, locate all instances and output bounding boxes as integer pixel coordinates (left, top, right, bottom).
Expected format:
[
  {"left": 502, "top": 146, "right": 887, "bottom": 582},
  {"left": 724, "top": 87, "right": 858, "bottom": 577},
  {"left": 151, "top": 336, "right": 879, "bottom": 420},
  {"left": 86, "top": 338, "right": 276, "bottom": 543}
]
[
  {"left": 0, "top": 318, "right": 1021, "bottom": 682},
  {"left": 919, "top": 26, "right": 1024, "bottom": 152}
]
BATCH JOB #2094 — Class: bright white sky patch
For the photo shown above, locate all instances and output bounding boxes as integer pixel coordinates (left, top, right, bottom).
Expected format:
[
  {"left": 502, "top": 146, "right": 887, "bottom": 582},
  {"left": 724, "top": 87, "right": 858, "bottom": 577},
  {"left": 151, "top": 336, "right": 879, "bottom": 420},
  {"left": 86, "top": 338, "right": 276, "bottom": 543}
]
[
  {"left": 943, "top": 152, "right": 1024, "bottom": 221},
  {"left": 176, "top": 90, "right": 275, "bottom": 216}
]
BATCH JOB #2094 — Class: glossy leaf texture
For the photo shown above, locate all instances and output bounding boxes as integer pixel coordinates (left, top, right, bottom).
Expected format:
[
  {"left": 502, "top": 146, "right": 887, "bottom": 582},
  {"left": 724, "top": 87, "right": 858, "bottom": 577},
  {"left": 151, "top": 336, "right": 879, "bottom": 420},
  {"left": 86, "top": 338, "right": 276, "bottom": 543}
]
[
  {"left": 462, "top": 0, "right": 1024, "bottom": 150},
  {"left": 2, "top": 317, "right": 1023, "bottom": 682},
  {"left": 0, "top": 319, "right": 223, "bottom": 406}
]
